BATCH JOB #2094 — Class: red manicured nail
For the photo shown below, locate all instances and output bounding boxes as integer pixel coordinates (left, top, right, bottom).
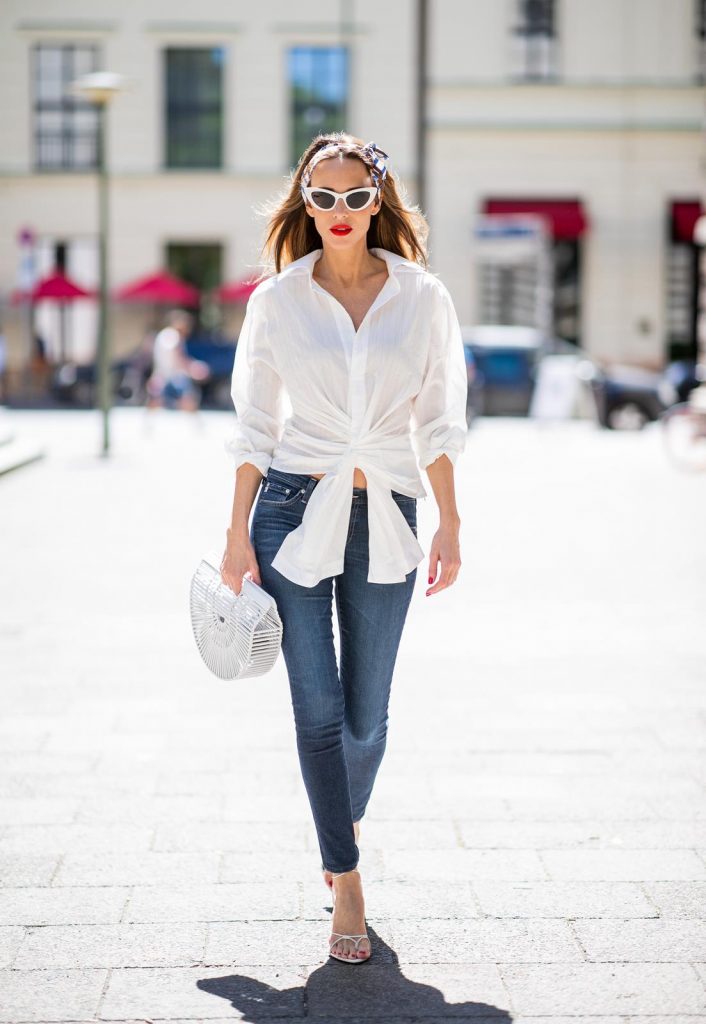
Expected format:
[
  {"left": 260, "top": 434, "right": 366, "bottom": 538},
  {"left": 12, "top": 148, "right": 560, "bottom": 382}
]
[{"left": 428, "top": 576, "right": 433, "bottom": 584}]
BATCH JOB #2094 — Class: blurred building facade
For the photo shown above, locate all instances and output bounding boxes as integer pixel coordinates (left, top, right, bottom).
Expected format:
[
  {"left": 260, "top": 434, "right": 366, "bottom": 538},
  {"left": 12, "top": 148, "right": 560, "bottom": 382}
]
[{"left": 0, "top": 0, "right": 703, "bottom": 385}]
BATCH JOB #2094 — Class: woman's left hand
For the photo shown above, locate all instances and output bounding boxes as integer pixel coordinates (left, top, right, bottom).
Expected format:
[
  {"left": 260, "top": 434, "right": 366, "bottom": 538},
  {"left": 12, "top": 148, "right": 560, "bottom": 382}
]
[
  {"left": 188, "top": 358, "right": 210, "bottom": 382},
  {"left": 426, "top": 521, "right": 461, "bottom": 596}
]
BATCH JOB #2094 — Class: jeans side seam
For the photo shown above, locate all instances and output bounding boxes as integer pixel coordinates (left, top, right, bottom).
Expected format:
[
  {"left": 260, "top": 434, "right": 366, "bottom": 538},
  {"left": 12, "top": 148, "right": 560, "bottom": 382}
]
[{"left": 346, "top": 502, "right": 359, "bottom": 543}]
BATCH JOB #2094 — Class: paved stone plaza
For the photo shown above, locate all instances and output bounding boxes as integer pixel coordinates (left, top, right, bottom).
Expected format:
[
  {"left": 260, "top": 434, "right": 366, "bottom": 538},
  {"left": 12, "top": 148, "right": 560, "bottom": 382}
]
[{"left": 1, "top": 407, "right": 705, "bottom": 1023}]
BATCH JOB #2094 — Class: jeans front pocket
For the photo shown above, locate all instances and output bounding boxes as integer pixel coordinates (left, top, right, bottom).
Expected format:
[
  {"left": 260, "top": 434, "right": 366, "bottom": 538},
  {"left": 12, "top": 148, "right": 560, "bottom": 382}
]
[{"left": 258, "top": 479, "right": 307, "bottom": 509}]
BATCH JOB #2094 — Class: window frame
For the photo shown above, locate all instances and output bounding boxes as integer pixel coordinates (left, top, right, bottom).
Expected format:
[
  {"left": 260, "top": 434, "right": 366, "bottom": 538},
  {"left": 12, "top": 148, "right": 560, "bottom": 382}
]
[
  {"left": 32, "top": 41, "right": 101, "bottom": 173},
  {"left": 696, "top": 0, "right": 706, "bottom": 83},
  {"left": 510, "top": 0, "right": 558, "bottom": 83},
  {"left": 163, "top": 45, "right": 225, "bottom": 171},
  {"left": 287, "top": 44, "right": 349, "bottom": 171}
]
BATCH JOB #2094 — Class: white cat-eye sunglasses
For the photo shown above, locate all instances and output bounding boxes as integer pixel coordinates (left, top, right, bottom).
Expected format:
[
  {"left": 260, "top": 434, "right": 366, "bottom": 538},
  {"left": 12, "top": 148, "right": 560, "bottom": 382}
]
[{"left": 300, "top": 185, "right": 379, "bottom": 212}]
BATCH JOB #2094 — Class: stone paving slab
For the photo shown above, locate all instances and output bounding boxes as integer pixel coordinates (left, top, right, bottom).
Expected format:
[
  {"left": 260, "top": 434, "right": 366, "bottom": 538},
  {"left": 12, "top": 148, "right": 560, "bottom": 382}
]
[
  {"left": 0, "top": 967, "right": 108, "bottom": 1022},
  {"left": 54, "top": 851, "right": 223, "bottom": 887},
  {"left": 386, "top": 920, "right": 584, "bottom": 964},
  {"left": 501, "top": 796, "right": 690, "bottom": 820},
  {"left": 498, "top": 962, "right": 706, "bottom": 1015},
  {"left": 0, "top": 925, "right": 25, "bottom": 968},
  {"left": 457, "top": 820, "right": 706, "bottom": 849},
  {"left": 371, "top": 849, "right": 549, "bottom": 882},
  {"left": 100, "top": 965, "right": 308, "bottom": 1020},
  {"left": 0, "top": 823, "right": 155, "bottom": 854},
  {"left": 0, "top": 854, "right": 60, "bottom": 886},
  {"left": 0, "top": 886, "right": 127, "bottom": 925},
  {"left": 148, "top": 821, "right": 312, "bottom": 852},
  {"left": 14, "top": 922, "right": 209, "bottom": 969},
  {"left": 571, "top": 918, "right": 706, "bottom": 961},
  {"left": 72, "top": 794, "right": 225, "bottom": 824},
  {"left": 304, "top": 961, "right": 509, "bottom": 1017},
  {"left": 538, "top": 849, "right": 706, "bottom": 881},
  {"left": 471, "top": 880, "right": 657, "bottom": 918},
  {"left": 648, "top": 882, "right": 706, "bottom": 917},
  {"left": 125, "top": 882, "right": 301, "bottom": 922}
]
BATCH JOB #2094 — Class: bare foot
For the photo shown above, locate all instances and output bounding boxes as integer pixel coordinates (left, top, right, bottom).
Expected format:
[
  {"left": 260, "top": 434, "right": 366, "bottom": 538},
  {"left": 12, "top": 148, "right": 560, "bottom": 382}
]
[
  {"left": 329, "top": 868, "right": 371, "bottom": 961},
  {"left": 322, "top": 820, "right": 360, "bottom": 891}
]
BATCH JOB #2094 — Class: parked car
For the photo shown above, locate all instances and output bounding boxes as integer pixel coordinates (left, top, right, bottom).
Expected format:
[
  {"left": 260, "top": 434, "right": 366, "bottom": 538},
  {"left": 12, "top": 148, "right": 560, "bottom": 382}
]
[
  {"left": 183, "top": 335, "right": 236, "bottom": 409},
  {"left": 50, "top": 356, "right": 136, "bottom": 407},
  {"left": 462, "top": 344, "right": 478, "bottom": 426},
  {"left": 460, "top": 323, "right": 697, "bottom": 428},
  {"left": 589, "top": 359, "right": 700, "bottom": 430},
  {"left": 461, "top": 324, "right": 583, "bottom": 416}
]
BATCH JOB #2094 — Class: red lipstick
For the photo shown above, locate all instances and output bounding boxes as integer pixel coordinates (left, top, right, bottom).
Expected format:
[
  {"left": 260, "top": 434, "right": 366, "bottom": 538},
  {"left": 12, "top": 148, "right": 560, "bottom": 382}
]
[{"left": 330, "top": 225, "right": 352, "bottom": 235}]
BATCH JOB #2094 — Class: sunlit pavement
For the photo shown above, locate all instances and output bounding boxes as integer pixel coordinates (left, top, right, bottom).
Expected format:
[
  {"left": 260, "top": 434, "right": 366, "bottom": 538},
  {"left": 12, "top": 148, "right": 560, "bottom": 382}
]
[{"left": 1, "top": 406, "right": 705, "bottom": 1023}]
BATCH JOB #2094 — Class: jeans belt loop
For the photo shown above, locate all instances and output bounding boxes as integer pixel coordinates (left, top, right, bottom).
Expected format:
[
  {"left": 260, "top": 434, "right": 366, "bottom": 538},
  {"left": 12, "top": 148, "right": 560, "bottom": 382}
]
[{"left": 301, "top": 475, "right": 318, "bottom": 506}]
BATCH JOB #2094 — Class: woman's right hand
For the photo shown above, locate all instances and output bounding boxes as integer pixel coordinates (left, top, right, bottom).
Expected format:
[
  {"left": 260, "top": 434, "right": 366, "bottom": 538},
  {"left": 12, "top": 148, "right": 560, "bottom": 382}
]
[{"left": 220, "top": 528, "right": 261, "bottom": 595}]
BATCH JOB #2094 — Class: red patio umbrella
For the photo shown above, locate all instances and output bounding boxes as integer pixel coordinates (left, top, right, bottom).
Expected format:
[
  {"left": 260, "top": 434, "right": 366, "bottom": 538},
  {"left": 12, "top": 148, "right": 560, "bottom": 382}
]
[
  {"left": 11, "top": 268, "right": 95, "bottom": 304},
  {"left": 114, "top": 270, "right": 200, "bottom": 305},
  {"left": 215, "top": 276, "right": 263, "bottom": 303},
  {"left": 11, "top": 269, "right": 96, "bottom": 363}
]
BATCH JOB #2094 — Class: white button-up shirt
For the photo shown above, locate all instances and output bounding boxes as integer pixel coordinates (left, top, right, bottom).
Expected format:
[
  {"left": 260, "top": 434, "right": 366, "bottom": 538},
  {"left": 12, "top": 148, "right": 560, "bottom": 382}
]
[{"left": 224, "top": 246, "right": 467, "bottom": 587}]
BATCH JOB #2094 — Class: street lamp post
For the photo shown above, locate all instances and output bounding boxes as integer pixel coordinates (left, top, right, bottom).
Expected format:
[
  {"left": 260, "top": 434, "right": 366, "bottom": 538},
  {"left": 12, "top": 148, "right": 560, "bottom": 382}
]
[
  {"left": 71, "top": 71, "right": 125, "bottom": 455},
  {"left": 16, "top": 227, "right": 36, "bottom": 398},
  {"left": 415, "top": 0, "right": 428, "bottom": 217}
]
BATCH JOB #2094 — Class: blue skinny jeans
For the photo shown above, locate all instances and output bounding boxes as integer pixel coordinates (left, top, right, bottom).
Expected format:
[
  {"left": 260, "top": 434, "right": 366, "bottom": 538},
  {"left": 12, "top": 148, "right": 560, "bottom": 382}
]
[{"left": 250, "top": 467, "right": 417, "bottom": 873}]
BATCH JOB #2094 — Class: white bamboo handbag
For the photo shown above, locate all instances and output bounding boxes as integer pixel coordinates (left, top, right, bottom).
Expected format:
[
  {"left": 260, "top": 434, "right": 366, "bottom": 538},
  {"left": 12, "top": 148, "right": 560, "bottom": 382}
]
[{"left": 189, "top": 552, "right": 283, "bottom": 680}]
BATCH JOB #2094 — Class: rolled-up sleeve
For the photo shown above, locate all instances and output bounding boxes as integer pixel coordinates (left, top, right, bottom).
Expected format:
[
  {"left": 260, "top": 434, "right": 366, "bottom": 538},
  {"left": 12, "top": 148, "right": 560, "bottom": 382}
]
[
  {"left": 410, "top": 280, "right": 468, "bottom": 471},
  {"left": 223, "top": 288, "right": 284, "bottom": 477}
]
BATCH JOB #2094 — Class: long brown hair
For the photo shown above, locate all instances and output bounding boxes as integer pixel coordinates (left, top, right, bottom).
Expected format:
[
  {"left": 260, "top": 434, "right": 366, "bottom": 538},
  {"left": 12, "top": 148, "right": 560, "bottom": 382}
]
[{"left": 252, "top": 132, "right": 429, "bottom": 279}]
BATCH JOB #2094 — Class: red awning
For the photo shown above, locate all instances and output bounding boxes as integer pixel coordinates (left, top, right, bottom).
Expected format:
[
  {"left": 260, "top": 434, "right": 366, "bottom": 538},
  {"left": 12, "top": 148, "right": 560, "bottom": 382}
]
[
  {"left": 114, "top": 270, "right": 200, "bottom": 305},
  {"left": 483, "top": 199, "right": 588, "bottom": 239},
  {"left": 11, "top": 269, "right": 95, "bottom": 304},
  {"left": 671, "top": 201, "right": 703, "bottom": 244},
  {"left": 216, "top": 276, "right": 263, "bottom": 303}
]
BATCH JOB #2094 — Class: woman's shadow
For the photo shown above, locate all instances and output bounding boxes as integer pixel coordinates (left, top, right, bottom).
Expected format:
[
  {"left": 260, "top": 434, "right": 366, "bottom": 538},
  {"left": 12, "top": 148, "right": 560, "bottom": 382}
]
[{"left": 197, "top": 910, "right": 513, "bottom": 1022}]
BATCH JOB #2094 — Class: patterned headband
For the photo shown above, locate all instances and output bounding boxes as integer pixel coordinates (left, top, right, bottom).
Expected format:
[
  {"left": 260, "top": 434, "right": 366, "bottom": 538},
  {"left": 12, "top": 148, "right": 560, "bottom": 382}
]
[{"left": 300, "top": 140, "right": 389, "bottom": 190}]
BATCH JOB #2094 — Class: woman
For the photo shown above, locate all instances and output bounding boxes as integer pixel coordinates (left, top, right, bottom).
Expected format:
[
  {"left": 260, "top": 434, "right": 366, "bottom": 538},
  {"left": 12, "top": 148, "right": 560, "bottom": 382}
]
[
  {"left": 220, "top": 132, "right": 467, "bottom": 964},
  {"left": 146, "top": 310, "right": 208, "bottom": 412}
]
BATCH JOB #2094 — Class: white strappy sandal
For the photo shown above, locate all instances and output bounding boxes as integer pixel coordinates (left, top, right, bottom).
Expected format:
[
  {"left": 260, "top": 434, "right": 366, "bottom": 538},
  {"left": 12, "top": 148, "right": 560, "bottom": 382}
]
[{"left": 328, "top": 868, "right": 372, "bottom": 964}]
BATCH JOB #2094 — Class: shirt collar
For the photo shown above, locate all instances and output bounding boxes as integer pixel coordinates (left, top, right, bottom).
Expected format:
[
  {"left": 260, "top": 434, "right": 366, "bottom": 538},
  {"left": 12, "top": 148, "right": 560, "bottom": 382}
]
[{"left": 278, "top": 246, "right": 425, "bottom": 284}]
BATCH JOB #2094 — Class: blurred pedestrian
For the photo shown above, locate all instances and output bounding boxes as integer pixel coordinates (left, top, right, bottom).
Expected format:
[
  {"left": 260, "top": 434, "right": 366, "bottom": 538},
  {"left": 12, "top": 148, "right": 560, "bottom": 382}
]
[
  {"left": 0, "top": 322, "right": 7, "bottom": 404},
  {"left": 145, "top": 309, "right": 208, "bottom": 414}
]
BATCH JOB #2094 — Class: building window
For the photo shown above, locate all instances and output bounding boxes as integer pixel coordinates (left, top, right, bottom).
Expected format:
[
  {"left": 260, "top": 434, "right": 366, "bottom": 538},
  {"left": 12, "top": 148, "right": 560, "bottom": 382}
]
[
  {"left": 164, "top": 48, "right": 224, "bottom": 169},
  {"left": 166, "top": 242, "right": 223, "bottom": 329},
  {"left": 476, "top": 241, "right": 581, "bottom": 344},
  {"left": 696, "top": 1, "right": 706, "bottom": 83},
  {"left": 478, "top": 200, "right": 588, "bottom": 346},
  {"left": 33, "top": 236, "right": 98, "bottom": 364},
  {"left": 510, "top": 0, "right": 557, "bottom": 81},
  {"left": 666, "top": 202, "right": 700, "bottom": 362},
  {"left": 288, "top": 46, "right": 348, "bottom": 169},
  {"left": 33, "top": 44, "right": 100, "bottom": 170}
]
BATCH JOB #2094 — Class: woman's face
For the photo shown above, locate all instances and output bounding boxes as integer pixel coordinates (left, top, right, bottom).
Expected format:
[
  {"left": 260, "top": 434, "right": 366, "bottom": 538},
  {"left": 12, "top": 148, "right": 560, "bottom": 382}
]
[{"left": 303, "top": 155, "right": 381, "bottom": 247}]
